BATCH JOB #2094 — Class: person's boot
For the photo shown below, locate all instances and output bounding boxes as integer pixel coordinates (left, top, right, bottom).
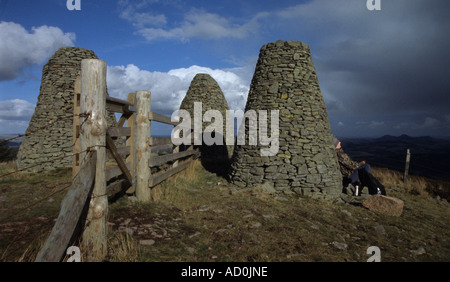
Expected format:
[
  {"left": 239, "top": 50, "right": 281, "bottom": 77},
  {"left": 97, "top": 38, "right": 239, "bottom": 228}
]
[{"left": 353, "top": 181, "right": 362, "bottom": 196}]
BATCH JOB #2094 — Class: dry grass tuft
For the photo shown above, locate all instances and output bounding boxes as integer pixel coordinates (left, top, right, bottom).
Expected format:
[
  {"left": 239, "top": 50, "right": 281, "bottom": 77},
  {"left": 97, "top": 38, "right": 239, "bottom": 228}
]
[
  {"left": 106, "top": 231, "right": 140, "bottom": 262},
  {"left": 372, "top": 167, "right": 450, "bottom": 200}
]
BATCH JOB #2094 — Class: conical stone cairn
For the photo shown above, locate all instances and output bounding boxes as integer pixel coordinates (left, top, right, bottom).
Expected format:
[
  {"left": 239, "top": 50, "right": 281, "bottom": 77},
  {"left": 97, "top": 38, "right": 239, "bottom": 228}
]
[
  {"left": 179, "top": 73, "right": 233, "bottom": 174},
  {"left": 16, "top": 47, "right": 116, "bottom": 172},
  {"left": 229, "top": 40, "right": 341, "bottom": 200}
]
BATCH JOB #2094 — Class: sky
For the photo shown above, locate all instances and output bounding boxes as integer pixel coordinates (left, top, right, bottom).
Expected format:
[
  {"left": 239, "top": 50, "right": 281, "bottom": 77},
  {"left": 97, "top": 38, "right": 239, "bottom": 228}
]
[{"left": 0, "top": 0, "right": 449, "bottom": 138}]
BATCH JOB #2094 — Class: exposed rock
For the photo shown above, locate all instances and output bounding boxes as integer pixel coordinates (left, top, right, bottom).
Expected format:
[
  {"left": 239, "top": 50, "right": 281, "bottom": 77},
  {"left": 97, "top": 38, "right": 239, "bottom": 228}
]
[
  {"left": 410, "top": 247, "right": 426, "bottom": 256},
  {"left": 139, "top": 239, "right": 155, "bottom": 246},
  {"left": 331, "top": 241, "right": 348, "bottom": 250},
  {"left": 186, "top": 247, "right": 196, "bottom": 254},
  {"left": 249, "top": 222, "right": 262, "bottom": 229},
  {"left": 363, "top": 195, "right": 404, "bottom": 217},
  {"left": 341, "top": 209, "right": 352, "bottom": 217},
  {"left": 262, "top": 214, "right": 279, "bottom": 220},
  {"left": 253, "top": 181, "right": 277, "bottom": 194},
  {"left": 119, "top": 227, "right": 134, "bottom": 236},
  {"left": 375, "top": 224, "right": 387, "bottom": 236}
]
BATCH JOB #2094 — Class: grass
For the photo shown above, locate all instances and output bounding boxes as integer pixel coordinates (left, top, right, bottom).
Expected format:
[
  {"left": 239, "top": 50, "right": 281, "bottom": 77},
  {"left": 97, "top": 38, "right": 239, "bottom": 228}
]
[
  {"left": 0, "top": 159, "right": 449, "bottom": 262},
  {"left": 0, "top": 161, "right": 72, "bottom": 261}
]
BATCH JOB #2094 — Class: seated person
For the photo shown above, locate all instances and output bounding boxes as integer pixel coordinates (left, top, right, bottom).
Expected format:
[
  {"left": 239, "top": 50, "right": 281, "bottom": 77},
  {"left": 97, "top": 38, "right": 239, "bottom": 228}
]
[{"left": 334, "top": 137, "right": 386, "bottom": 196}]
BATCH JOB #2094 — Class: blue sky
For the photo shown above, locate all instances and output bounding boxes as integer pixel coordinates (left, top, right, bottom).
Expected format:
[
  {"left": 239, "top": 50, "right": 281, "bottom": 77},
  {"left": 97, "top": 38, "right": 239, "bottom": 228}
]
[{"left": 0, "top": 0, "right": 449, "bottom": 138}]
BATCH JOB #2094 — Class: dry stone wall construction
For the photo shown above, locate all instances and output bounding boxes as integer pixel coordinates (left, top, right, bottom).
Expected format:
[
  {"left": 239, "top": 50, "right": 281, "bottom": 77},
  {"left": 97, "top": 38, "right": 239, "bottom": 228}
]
[
  {"left": 179, "top": 73, "right": 233, "bottom": 173},
  {"left": 229, "top": 40, "right": 341, "bottom": 200},
  {"left": 16, "top": 47, "right": 116, "bottom": 172}
]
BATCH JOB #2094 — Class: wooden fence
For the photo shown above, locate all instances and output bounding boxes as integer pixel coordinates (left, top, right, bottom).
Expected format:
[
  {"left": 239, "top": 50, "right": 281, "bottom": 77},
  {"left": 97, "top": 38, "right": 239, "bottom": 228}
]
[{"left": 36, "top": 59, "right": 199, "bottom": 261}]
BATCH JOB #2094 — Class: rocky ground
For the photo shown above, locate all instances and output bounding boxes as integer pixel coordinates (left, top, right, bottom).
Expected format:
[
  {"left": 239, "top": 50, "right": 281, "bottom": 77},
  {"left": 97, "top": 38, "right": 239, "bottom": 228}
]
[
  {"left": 104, "top": 162, "right": 450, "bottom": 262},
  {"left": 1, "top": 161, "right": 449, "bottom": 262}
]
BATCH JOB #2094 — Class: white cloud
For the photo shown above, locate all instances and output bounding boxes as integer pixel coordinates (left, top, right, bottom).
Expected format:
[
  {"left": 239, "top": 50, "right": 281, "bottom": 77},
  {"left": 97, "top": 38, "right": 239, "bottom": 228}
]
[
  {"left": 0, "top": 21, "right": 75, "bottom": 81},
  {"left": 119, "top": 0, "right": 167, "bottom": 28},
  {"left": 274, "top": 0, "right": 450, "bottom": 120},
  {"left": 107, "top": 64, "right": 250, "bottom": 116},
  {"left": 418, "top": 117, "right": 440, "bottom": 129},
  {"left": 394, "top": 122, "right": 411, "bottom": 130},
  {"left": 0, "top": 99, "right": 35, "bottom": 121},
  {"left": 445, "top": 115, "right": 450, "bottom": 123},
  {"left": 0, "top": 99, "right": 35, "bottom": 133},
  {"left": 393, "top": 116, "right": 447, "bottom": 133},
  {"left": 126, "top": 7, "right": 267, "bottom": 42},
  {"left": 369, "top": 121, "right": 385, "bottom": 129},
  {"left": 355, "top": 120, "right": 385, "bottom": 129}
]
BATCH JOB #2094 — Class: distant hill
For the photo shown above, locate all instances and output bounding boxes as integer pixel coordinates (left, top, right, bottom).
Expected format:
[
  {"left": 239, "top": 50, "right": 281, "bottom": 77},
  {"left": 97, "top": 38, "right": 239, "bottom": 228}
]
[
  {"left": 0, "top": 135, "right": 24, "bottom": 147},
  {"left": 339, "top": 135, "right": 450, "bottom": 182},
  {"left": 2, "top": 133, "right": 449, "bottom": 182},
  {"left": 0, "top": 135, "right": 23, "bottom": 162}
]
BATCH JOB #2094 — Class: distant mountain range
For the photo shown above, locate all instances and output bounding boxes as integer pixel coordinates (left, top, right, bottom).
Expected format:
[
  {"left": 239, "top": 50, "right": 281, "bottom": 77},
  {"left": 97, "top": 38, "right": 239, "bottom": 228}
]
[
  {"left": 0, "top": 135, "right": 23, "bottom": 147},
  {"left": 339, "top": 135, "right": 450, "bottom": 182},
  {"left": 0, "top": 135, "right": 23, "bottom": 162},
  {"left": 2, "top": 133, "right": 449, "bottom": 182}
]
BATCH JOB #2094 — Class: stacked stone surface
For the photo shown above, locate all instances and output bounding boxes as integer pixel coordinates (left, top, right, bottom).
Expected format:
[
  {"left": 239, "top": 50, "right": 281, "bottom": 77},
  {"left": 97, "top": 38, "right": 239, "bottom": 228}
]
[
  {"left": 229, "top": 40, "right": 341, "bottom": 199},
  {"left": 180, "top": 74, "right": 230, "bottom": 131},
  {"left": 16, "top": 47, "right": 116, "bottom": 172},
  {"left": 179, "top": 73, "right": 233, "bottom": 172}
]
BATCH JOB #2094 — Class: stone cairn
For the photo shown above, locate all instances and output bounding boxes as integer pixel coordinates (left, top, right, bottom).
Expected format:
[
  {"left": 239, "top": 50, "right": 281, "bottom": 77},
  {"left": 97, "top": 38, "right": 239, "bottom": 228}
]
[
  {"left": 229, "top": 40, "right": 342, "bottom": 200},
  {"left": 179, "top": 73, "right": 232, "bottom": 174},
  {"left": 16, "top": 47, "right": 116, "bottom": 172}
]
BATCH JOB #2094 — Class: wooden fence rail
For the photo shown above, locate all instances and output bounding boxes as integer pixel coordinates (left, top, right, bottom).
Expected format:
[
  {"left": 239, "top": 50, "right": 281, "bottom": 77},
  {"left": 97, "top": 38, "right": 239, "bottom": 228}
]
[
  {"left": 35, "top": 151, "right": 97, "bottom": 262},
  {"left": 36, "top": 58, "right": 199, "bottom": 261}
]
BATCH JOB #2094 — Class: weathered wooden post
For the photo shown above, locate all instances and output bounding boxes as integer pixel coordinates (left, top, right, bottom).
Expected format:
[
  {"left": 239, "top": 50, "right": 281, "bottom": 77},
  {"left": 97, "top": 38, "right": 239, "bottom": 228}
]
[
  {"left": 80, "top": 59, "right": 108, "bottom": 261},
  {"left": 135, "top": 90, "right": 151, "bottom": 201},
  {"left": 404, "top": 148, "right": 411, "bottom": 184}
]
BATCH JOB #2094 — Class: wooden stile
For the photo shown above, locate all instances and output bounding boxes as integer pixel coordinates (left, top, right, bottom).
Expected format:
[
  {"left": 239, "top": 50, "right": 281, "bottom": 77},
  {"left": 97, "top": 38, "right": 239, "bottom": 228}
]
[
  {"left": 107, "top": 127, "right": 131, "bottom": 137},
  {"left": 149, "top": 153, "right": 199, "bottom": 187},
  {"left": 106, "top": 133, "right": 133, "bottom": 185},
  {"left": 40, "top": 59, "right": 205, "bottom": 262},
  {"left": 150, "top": 149, "right": 198, "bottom": 167},
  {"left": 149, "top": 111, "right": 179, "bottom": 126}
]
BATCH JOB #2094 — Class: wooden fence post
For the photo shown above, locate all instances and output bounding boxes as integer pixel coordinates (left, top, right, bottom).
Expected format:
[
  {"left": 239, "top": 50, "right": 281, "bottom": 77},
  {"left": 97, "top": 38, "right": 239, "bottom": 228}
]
[
  {"left": 135, "top": 90, "right": 152, "bottom": 201},
  {"left": 80, "top": 59, "right": 108, "bottom": 261},
  {"left": 404, "top": 148, "right": 411, "bottom": 184}
]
